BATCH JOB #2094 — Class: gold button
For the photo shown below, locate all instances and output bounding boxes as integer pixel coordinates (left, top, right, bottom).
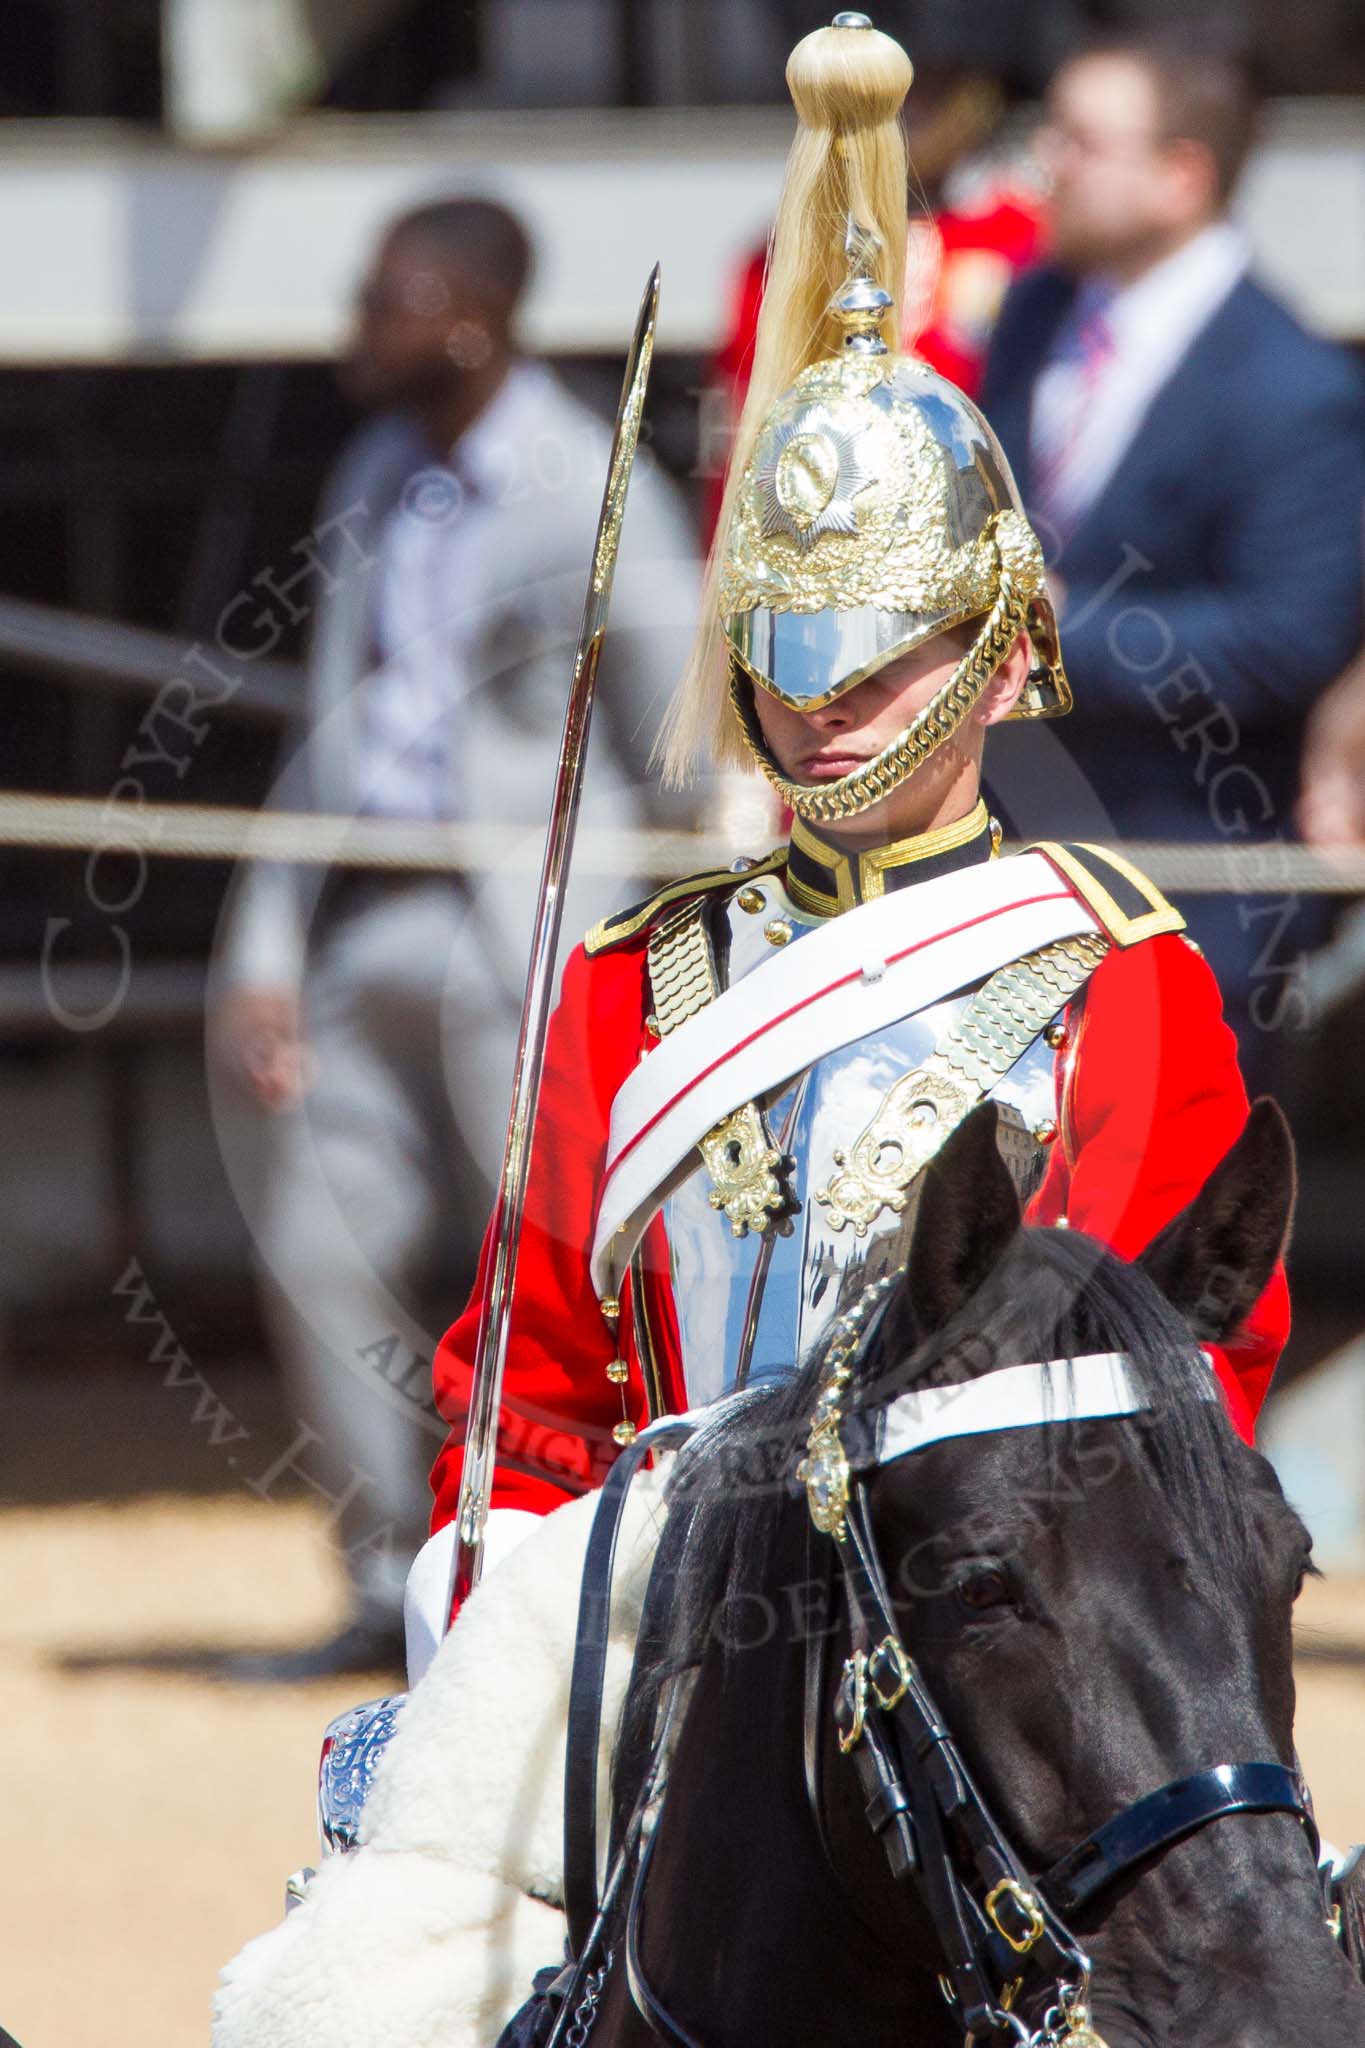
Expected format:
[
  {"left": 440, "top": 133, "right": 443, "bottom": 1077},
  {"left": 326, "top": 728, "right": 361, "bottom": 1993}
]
[
  {"left": 737, "top": 886, "right": 766, "bottom": 915},
  {"left": 612, "top": 1420, "right": 638, "bottom": 1448},
  {"left": 764, "top": 918, "right": 793, "bottom": 947},
  {"left": 606, "top": 1358, "right": 629, "bottom": 1384},
  {"left": 645, "top": 1013, "right": 662, "bottom": 1038},
  {"left": 1044, "top": 1020, "right": 1066, "bottom": 1050},
  {"left": 1033, "top": 1118, "right": 1058, "bottom": 1144},
  {"left": 599, "top": 1295, "right": 621, "bottom": 1325}
]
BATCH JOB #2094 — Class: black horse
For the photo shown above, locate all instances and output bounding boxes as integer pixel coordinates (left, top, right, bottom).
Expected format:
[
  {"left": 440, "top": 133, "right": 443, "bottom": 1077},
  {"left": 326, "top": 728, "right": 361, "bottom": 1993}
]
[{"left": 581, "top": 1100, "right": 1365, "bottom": 2046}]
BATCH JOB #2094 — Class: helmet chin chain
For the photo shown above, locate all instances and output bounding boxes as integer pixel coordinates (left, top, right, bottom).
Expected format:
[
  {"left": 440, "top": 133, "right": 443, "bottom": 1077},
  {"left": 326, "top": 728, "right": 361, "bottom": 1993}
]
[{"left": 729, "top": 554, "right": 1028, "bottom": 825}]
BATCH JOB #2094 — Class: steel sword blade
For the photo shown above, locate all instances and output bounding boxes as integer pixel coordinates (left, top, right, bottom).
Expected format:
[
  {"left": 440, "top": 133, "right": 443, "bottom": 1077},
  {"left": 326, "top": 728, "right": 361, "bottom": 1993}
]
[{"left": 447, "top": 265, "right": 661, "bottom": 1611}]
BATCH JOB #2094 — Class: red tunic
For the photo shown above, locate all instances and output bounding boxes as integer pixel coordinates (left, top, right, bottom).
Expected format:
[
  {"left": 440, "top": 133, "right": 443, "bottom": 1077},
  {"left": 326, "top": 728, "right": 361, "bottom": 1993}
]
[{"left": 430, "top": 893, "right": 1289, "bottom": 1538}]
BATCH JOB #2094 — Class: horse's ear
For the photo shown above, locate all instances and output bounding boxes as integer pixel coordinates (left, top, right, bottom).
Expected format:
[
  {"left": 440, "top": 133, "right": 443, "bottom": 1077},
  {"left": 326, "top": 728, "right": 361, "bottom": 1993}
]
[
  {"left": 1138, "top": 1098, "right": 1296, "bottom": 1344},
  {"left": 902, "top": 1101, "right": 1022, "bottom": 1340}
]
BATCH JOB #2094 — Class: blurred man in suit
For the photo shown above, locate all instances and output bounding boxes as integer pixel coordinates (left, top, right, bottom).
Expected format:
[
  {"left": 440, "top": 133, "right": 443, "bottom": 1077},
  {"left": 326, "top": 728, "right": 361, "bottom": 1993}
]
[
  {"left": 210, "top": 197, "right": 699, "bottom": 1677},
  {"left": 980, "top": 35, "right": 1365, "bottom": 1083}
]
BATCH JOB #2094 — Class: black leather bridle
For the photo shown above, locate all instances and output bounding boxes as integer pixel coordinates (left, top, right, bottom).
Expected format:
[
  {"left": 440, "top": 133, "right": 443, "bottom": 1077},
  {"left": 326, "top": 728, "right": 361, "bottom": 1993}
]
[
  {"left": 826, "top": 1459, "right": 1316, "bottom": 2040},
  {"left": 799, "top": 1276, "right": 1318, "bottom": 2041},
  {"left": 553, "top": 1316, "right": 1318, "bottom": 2048}
]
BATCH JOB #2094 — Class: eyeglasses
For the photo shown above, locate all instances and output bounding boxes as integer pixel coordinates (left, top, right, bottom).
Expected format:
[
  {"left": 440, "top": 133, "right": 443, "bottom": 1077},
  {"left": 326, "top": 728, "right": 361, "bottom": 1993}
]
[{"left": 1037, "top": 117, "right": 1168, "bottom": 166}]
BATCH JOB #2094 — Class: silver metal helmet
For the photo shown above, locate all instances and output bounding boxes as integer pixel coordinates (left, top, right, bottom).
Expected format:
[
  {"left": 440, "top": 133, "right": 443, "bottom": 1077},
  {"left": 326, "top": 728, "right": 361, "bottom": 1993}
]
[{"left": 719, "top": 251, "right": 1070, "bottom": 823}]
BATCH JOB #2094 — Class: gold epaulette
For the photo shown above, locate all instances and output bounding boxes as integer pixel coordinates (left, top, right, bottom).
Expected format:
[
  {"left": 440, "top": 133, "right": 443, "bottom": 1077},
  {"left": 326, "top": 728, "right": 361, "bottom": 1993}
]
[
  {"left": 584, "top": 847, "right": 787, "bottom": 956},
  {"left": 1027, "top": 841, "right": 1185, "bottom": 948}
]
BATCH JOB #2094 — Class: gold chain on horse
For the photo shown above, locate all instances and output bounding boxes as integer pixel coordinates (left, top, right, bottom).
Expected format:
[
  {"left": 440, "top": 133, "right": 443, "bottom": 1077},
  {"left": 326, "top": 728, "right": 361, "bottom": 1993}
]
[{"left": 969, "top": 1972, "right": 1108, "bottom": 2046}]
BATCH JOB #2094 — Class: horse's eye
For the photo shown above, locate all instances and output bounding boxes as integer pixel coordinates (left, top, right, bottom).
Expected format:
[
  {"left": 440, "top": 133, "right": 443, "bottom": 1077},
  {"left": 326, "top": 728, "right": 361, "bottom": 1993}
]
[{"left": 955, "top": 1563, "right": 1012, "bottom": 1613}]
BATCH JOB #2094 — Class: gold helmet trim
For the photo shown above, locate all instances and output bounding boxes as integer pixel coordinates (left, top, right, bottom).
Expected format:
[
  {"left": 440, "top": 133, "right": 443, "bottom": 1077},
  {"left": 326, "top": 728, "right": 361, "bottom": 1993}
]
[
  {"left": 729, "top": 510, "right": 1070, "bottom": 825},
  {"left": 720, "top": 343, "right": 1069, "bottom": 705}
]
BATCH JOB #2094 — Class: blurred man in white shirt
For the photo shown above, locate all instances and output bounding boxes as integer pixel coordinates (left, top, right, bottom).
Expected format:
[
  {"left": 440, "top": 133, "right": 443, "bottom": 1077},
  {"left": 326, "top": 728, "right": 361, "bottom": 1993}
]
[{"left": 211, "top": 198, "right": 699, "bottom": 1676}]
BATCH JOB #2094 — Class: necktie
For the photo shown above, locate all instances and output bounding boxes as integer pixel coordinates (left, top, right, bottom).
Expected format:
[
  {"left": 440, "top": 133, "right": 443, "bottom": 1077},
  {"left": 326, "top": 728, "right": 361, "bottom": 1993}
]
[{"left": 1031, "top": 283, "right": 1117, "bottom": 542}]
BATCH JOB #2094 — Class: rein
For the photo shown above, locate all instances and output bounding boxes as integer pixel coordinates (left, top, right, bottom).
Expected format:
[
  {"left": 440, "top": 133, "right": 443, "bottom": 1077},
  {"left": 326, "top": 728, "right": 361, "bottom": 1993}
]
[{"left": 549, "top": 1396, "right": 772, "bottom": 2048}]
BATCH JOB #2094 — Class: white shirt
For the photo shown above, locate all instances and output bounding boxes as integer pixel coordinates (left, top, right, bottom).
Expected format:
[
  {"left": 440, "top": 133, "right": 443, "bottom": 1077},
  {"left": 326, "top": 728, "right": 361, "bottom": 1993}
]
[
  {"left": 355, "top": 360, "right": 558, "bottom": 819},
  {"left": 1029, "top": 221, "right": 1249, "bottom": 531}
]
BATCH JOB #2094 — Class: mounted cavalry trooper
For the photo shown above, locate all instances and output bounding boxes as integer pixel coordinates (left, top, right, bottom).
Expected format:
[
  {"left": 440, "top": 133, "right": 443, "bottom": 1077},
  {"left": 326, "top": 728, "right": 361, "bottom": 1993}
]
[
  {"left": 212, "top": 16, "right": 1307, "bottom": 2047},
  {"left": 414, "top": 9, "right": 1288, "bottom": 1665}
]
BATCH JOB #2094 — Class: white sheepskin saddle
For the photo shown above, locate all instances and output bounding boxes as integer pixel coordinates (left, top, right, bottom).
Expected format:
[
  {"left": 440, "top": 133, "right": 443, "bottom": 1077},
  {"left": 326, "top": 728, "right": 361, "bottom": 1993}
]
[{"left": 212, "top": 1473, "right": 667, "bottom": 2048}]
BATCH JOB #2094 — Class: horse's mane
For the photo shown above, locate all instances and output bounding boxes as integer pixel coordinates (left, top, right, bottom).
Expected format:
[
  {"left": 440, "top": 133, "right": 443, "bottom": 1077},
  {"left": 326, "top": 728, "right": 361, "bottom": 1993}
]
[{"left": 613, "top": 1222, "right": 1260, "bottom": 1817}]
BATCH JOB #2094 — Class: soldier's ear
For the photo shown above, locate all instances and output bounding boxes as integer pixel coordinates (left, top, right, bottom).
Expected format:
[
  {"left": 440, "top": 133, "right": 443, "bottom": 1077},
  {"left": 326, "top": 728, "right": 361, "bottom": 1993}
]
[
  {"left": 897, "top": 1102, "right": 1022, "bottom": 1343},
  {"left": 1138, "top": 1098, "right": 1295, "bottom": 1345},
  {"left": 974, "top": 631, "right": 1031, "bottom": 726}
]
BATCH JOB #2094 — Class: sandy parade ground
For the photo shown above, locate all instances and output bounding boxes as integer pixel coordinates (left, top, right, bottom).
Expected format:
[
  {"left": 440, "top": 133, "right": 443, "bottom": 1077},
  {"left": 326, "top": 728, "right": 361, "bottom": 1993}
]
[{"left": 2, "top": 1442, "right": 1364, "bottom": 2046}]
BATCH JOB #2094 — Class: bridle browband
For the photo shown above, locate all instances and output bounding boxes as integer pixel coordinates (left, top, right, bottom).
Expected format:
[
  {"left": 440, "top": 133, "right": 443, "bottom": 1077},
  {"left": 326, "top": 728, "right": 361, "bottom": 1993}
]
[{"left": 560, "top": 1293, "right": 1317, "bottom": 2047}]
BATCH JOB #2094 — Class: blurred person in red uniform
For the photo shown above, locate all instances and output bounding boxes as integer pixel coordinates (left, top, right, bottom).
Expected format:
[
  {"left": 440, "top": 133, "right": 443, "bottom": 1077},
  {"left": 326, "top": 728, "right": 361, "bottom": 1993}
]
[
  {"left": 412, "top": 17, "right": 1289, "bottom": 1665},
  {"left": 702, "top": 67, "right": 1045, "bottom": 540},
  {"left": 979, "top": 33, "right": 1365, "bottom": 1089}
]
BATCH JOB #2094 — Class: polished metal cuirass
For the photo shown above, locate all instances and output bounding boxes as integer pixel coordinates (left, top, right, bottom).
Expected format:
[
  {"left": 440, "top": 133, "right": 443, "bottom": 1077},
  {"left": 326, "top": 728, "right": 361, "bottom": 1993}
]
[{"left": 657, "top": 884, "right": 1060, "bottom": 1410}]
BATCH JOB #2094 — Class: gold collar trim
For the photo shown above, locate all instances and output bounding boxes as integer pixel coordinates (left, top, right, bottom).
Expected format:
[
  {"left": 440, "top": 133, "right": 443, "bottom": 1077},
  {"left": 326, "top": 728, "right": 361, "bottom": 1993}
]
[{"left": 787, "top": 800, "right": 996, "bottom": 916}]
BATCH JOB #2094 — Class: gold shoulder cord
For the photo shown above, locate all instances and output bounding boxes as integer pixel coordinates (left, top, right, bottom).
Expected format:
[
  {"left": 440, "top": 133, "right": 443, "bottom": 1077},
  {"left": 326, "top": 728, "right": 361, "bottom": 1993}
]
[
  {"left": 647, "top": 900, "right": 796, "bottom": 1237},
  {"left": 815, "top": 932, "right": 1110, "bottom": 1234}
]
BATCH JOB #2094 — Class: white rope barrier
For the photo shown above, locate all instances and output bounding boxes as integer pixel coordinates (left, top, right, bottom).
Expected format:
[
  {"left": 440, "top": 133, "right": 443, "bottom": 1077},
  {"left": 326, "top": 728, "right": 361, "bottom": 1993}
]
[
  {"left": 0, "top": 791, "right": 718, "bottom": 878},
  {"left": 4, "top": 790, "right": 1365, "bottom": 894}
]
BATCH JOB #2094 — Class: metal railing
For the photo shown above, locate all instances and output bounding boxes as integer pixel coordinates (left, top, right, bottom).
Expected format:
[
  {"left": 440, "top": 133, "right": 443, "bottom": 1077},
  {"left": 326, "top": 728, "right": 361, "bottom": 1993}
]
[
  {"left": 3, "top": 789, "right": 1365, "bottom": 895},
  {"left": 0, "top": 595, "right": 298, "bottom": 726}
]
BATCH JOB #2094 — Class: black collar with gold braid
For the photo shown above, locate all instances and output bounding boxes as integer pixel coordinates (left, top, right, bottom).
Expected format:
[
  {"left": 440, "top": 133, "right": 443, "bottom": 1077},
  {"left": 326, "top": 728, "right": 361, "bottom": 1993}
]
[
  {"left": 583, "top": 804, "right": 998, "bottom": 956},
  {"left": 785, "top": 798, "right": 999, "bottom": 918},
  {"left": 583, "top": 818, "right": 1183, "bottom": 961}
]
